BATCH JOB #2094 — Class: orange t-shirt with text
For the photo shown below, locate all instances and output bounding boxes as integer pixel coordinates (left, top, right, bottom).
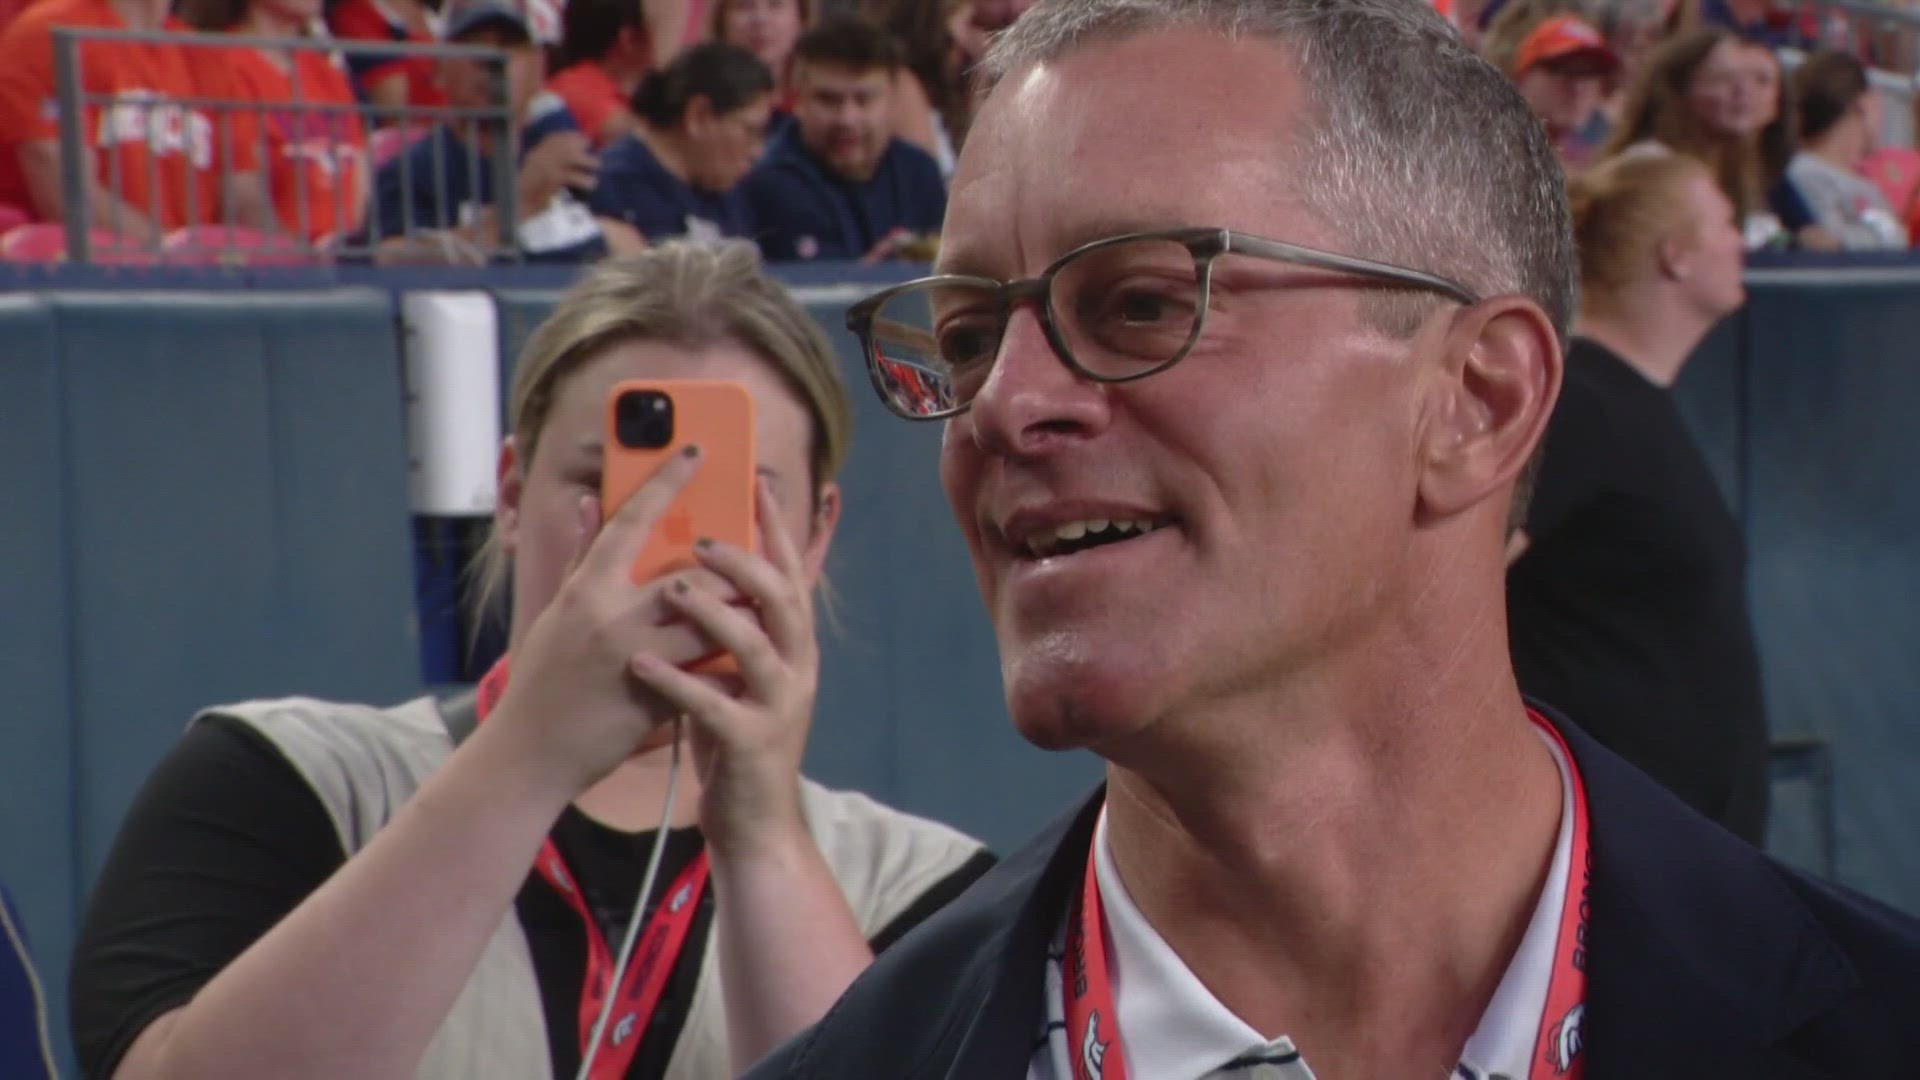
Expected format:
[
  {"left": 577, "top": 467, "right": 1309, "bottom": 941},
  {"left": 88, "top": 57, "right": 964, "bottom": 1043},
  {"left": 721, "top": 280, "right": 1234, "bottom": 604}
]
[
  {"left": 218, "top": 46, "right": 367, "bottom": 242},
  {"left": 0, "top": 0, "right": 260, "bottom": 228}
]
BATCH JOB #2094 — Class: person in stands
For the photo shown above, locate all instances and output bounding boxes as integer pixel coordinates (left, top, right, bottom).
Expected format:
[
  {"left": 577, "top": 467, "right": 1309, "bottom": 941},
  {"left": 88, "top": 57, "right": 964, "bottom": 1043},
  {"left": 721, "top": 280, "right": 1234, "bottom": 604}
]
[
  {"left": 547, "top": 0, "right": 653, "bottom": 148},
  {"left": 587, "top": 41, "right": 773, "bottom": 243},
  {"left": 71, "top": 241, "right": 995, "bottom": 1080},
  {"left": 1780, "top": 49, "right": 1908, "bottom": 250},
  {"left": 326, "top": 0, "right": 446, "bottom": 116},
  {"left": 361, "top": 3, "right": 634, "bottom": 263},
  {"left": 1508, "top": 151, "right": 1770, "bottom": 844},
  {"left": 711, "top": 0, "right": 810, "bottom": 112},
  {"left": 0, "top": 0, "right": 276, "bottom": 243},
  {"left": 1508, "top": 13, "right": 1619, "bottom": 171},
  {"left": 181, "top": 0, "right": 370, "bottom": 246},
  {"left": 1603, "top": 27, "right": 1801, "bottom": 249},
  {"left": 742, "top": 16, "right": 946, "bottom": 262}
]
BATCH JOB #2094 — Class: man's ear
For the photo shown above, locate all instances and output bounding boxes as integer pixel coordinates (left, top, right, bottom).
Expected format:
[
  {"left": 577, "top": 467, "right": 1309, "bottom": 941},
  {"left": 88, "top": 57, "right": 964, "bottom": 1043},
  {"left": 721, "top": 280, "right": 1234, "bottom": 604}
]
[
  {"left": 683, "top": 93, "right": 716, "bottom": 137},
  {"left": 495, "top": 436, "right": 524, "bottom": 556},
  {"left": 1416, "top": 298, "right": 1561, "bottom": 525}
]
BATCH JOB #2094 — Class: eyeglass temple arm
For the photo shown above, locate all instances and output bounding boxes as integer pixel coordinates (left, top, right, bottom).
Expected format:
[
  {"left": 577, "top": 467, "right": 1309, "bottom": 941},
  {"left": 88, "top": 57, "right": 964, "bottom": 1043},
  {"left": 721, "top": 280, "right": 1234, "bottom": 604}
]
[{"left": 1224, "top": 233, "right": 1481, "bottom": 305}]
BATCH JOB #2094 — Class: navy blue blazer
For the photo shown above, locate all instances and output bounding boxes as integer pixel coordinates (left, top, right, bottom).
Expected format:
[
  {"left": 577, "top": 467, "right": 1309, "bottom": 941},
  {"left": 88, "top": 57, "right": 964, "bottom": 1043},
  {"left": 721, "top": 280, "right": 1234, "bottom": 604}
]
[
  {"left": 745, "top": 711, "right": 1920, "bottom": 1078},
  {"left": 741, "top": 124, "right": 946, "bottom": 262}
]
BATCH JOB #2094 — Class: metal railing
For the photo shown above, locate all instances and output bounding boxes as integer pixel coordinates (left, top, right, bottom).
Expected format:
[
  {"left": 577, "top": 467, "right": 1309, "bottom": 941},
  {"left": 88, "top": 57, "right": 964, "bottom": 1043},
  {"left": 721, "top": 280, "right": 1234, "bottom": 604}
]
[
  {"left": 45, "top": 28, "right": 524, "bottom": 266},
  {"left": 1787, "top": 0, "right": 1920, "bottom": 71}
]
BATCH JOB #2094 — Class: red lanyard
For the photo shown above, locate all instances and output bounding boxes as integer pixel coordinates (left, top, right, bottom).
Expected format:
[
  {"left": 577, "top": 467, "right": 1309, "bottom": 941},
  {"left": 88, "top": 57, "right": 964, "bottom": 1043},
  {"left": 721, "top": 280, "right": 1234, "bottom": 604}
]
[
  {"left": 476, "top": 659, "right": 713, "bottom": 1080},
  {"left": 1063, "top": 708, "right": 1591, "bottom": 1080}
]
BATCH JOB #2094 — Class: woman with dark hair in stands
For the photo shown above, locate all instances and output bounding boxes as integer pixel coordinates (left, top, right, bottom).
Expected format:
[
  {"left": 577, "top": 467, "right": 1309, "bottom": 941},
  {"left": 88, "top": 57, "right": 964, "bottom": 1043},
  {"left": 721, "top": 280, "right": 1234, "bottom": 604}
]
[
  {"left": 547, "top": 0, "right": 654, "bottom": 148},
  {"left": 70, "top": 241, "right": 994, "bottom": 1080},
  {"left": 710, "top": 0, "right": 810, "bottom": 111},
  {"left": 587, "top": 41, "right": 773, "bottom": 241},
  {"left": 1601, "top": 27, "right": 1822, "bottom": 249},
  {"left": 179, "top": 0, "right": 370, "bottom": 245},
  {"left": 862, "top": 0, "right": 978, "bottom": 177}
]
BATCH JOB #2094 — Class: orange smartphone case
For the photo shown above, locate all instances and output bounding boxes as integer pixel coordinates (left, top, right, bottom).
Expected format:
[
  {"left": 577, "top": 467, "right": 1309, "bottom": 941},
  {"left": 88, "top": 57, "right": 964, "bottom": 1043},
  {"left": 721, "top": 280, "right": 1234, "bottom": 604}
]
[{"left": 602, "top": 379, "right": 757, "bottom": 673}]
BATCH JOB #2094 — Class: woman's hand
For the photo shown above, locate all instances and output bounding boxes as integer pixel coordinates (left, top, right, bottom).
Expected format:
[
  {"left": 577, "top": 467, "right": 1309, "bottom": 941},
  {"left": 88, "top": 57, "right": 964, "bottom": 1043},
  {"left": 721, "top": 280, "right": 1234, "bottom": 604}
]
[
  {"left": 629, "top": 478, "right": 821, "bottom": 856},
  {"left": 486, "top": 446, "right": 736, "bottom": 796}
]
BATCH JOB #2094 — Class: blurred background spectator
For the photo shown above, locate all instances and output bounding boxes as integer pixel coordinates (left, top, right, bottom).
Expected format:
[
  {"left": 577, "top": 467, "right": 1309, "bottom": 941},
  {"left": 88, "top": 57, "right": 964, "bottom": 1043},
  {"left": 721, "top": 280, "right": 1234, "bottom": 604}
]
[
  {"left": 1507, "top": 13, "right": 1621, "bottom": 170},
  {"left": 710, "top": 0, "right": 808, "bottom": 113},
  {"left": 863, "top": 0, "right": 978, "bottom": 176},
  {"left": 1782, "top": 49, "right": 1909, "bottom": 248},
  {"left": 546, "top": 0, "right": 654, "bottom": 148},
  {"left": 180, "top": 0, "right": 370, "bottom": 246},
  {"left": 587, "top": 39, "right": 772, "bottom": 242},
  {"left": 744, "top": 15, "right": 944, "bottom": 262},
  {"left": 363, "top": 2, "right": 626, "bottom": 262},
  {"left": 1481, "top": 0, "right": 1672, "bottom": 143},
  {"left": 1603, "top": 27, "right": 1806, "bottom": 248},
  {"left": 0, "top": 0, "right": 276, "bottom": 243},
  {"left": 1509, "top": 151, "right": 1770, "bottom": 844},
  {"left": 964, "top": 0, "right": 1026, "bottom": 36},
  {"left": 327, "top": 0, "right": 448, "bottom": 117}
]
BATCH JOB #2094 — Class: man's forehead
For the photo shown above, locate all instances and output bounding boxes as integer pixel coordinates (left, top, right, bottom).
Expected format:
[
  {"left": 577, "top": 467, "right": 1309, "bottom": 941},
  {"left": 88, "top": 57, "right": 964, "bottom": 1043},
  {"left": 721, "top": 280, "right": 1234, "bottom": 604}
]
[
  {"left": 940, "top": 29, "right": 1313, "bottom": 275},
  {"left": 797, "top": 60, "right": 891, "bottom": 89}
]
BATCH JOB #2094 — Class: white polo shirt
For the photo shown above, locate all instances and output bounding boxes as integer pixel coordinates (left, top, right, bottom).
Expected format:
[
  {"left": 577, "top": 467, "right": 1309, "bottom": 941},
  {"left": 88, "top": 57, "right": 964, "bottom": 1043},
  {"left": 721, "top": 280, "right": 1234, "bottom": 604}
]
[{"left": 1028, "top": 733, "right": 1576, "bottom": 1080}]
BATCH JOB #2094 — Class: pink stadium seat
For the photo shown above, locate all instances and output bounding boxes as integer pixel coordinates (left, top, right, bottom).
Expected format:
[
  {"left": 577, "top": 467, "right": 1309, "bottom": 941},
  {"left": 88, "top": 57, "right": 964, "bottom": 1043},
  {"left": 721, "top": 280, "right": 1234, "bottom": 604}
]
[
  {"left": 161, "top": 226, "right": 323, "bottom": 267},
  {"left": 0, "top": 223, "right": 150, "bottom": 264}
]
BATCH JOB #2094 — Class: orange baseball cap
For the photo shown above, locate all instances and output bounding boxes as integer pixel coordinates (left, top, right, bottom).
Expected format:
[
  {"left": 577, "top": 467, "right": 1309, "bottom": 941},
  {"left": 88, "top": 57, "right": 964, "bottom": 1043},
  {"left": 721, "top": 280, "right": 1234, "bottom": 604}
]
[{"left": 1514, "top": 15, "right": 1619, "bottom": 79}]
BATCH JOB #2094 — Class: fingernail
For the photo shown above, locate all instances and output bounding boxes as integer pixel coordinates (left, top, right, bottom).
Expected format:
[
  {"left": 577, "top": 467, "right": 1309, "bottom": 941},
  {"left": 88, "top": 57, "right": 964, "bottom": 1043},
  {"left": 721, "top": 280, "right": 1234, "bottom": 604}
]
[{"left": 682, "top": 444, "right": 701, "bottom": 459}]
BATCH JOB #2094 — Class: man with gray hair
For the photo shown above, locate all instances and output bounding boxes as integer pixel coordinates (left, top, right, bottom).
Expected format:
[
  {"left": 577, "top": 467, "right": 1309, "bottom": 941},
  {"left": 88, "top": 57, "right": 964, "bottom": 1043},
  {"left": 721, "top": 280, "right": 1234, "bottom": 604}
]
[{"left": 747, "top": 0, "right": 1920, "bottom": 1076}]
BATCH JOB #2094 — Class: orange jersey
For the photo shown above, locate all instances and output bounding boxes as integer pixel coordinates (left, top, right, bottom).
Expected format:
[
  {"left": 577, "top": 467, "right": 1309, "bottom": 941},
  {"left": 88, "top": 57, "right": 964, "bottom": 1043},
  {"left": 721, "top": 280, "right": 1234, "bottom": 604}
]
[
  {"left": 218, "top": 46, "right": 367, "bottom": 242},
  {"left": 0, "top": 0, "right": 261, "bottom": 229},
  {"left": 546, "top": 61, "right": 628, "bottom": 148}
]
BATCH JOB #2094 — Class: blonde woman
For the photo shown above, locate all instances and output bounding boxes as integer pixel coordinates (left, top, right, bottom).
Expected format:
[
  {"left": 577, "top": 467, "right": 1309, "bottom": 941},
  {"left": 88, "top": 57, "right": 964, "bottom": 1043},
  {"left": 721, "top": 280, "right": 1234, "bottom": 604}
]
[
  {"left": 72, "top": 242, "right": 993, "bottom": 1080},
  {"left": 1508, "top": 153, "right": 1768, "bottom": 844}
]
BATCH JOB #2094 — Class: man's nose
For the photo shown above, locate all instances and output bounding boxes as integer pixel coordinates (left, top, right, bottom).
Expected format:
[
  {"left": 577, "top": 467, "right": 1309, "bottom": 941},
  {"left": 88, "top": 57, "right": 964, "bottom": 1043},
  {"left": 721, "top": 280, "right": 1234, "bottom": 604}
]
[{"left": 964, "top": 305, "right": 1110, "bottom": 456}]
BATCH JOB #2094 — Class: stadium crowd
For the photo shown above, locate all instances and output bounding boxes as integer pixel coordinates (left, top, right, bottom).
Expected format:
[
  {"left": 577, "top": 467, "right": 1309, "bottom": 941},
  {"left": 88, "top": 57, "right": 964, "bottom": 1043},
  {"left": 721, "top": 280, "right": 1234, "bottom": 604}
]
[{"left": 0, "top": 0, "right": 1916, "bottom": 263}]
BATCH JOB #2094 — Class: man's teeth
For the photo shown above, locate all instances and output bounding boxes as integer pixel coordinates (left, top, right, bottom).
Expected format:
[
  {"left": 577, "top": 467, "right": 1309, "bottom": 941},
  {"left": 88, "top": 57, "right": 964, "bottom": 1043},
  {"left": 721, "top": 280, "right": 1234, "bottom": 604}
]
[{"left": 1025, "top": 519, "right": 1162, "bottom": 557}]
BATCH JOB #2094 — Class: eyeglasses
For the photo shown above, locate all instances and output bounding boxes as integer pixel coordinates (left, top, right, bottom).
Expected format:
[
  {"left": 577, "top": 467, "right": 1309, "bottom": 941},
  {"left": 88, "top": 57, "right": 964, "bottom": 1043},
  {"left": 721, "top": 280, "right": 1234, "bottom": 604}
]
[{"left": 845, "top": 227, "right": 1481, "bottom": 421}]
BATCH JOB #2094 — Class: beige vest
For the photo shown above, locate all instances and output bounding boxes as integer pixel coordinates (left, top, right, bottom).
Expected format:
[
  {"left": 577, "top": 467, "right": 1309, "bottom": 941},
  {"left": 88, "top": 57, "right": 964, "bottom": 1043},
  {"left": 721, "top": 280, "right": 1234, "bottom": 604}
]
[{"left": 200, "top": 695, "right": 986, "bottom": 1080}]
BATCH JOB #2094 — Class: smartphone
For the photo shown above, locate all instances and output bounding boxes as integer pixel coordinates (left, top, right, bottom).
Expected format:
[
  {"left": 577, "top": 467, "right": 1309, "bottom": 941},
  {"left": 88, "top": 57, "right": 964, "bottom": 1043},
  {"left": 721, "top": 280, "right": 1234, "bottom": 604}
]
[{"left": 602, "top": 379, "right": 757, "bottom": 672}]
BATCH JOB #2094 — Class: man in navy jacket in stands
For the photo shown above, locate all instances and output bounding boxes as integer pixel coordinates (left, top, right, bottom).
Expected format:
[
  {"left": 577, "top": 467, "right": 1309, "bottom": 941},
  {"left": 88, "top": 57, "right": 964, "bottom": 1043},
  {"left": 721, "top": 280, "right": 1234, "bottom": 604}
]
[
  {"left": 746, "top": 0, "right": 1920, "bottom": 1076},
  {"left": 743, "top": 16, "right": 946, "bottom": 263}
]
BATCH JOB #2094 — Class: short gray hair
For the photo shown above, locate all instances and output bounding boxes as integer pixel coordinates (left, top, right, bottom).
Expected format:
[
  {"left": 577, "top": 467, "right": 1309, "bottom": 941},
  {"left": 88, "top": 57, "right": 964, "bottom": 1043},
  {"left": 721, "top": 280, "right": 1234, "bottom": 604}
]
[{"left": 977, "top": 0, "right": 1577, "bottom": 339}]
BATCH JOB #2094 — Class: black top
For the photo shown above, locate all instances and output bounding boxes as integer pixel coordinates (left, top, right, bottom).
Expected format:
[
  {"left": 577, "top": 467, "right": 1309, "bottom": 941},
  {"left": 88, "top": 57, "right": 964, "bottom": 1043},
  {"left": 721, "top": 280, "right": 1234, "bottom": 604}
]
[
  {"left": 742, "top": 708, "right": 1920, "bottom": 1080},
  {"left": 1507, "top": 338, "right": 1770, "bottom": 843},
  {"left": 71, "top": 716, "right": 995, "bottom": 1080}
]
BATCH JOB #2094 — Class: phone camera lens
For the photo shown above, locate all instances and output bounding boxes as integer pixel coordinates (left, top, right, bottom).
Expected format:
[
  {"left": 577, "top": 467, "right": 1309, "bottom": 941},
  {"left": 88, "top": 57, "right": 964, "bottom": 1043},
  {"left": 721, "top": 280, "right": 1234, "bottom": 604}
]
[{"left": 616, "top": 390, "right": 674, "bottom": 449}]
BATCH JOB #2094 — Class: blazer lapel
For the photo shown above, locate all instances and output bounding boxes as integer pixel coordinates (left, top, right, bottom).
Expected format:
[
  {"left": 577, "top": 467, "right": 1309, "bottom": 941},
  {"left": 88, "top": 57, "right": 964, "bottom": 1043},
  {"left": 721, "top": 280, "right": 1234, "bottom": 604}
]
[
  {"left": 934, "top": 790, "right": 1105, "bottom": 1080},
  {"left": 1559, "top": 713, "right": 1855, "bottom": 1080}
]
